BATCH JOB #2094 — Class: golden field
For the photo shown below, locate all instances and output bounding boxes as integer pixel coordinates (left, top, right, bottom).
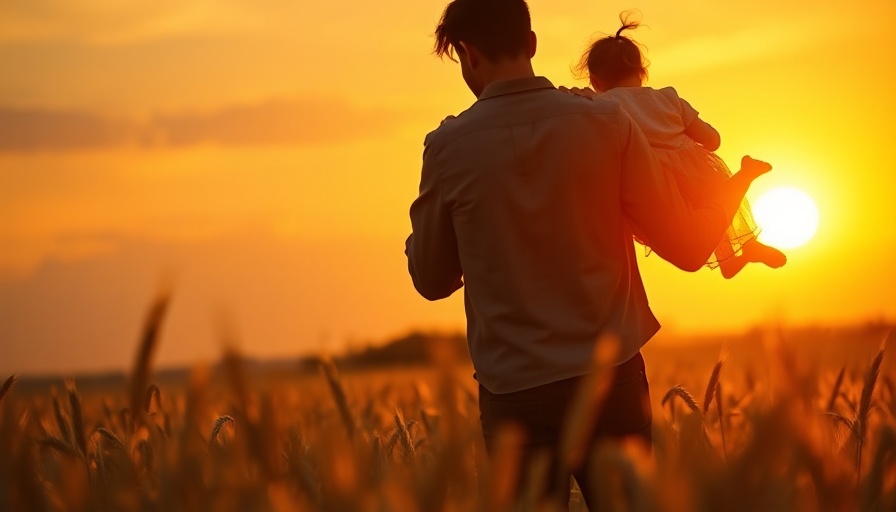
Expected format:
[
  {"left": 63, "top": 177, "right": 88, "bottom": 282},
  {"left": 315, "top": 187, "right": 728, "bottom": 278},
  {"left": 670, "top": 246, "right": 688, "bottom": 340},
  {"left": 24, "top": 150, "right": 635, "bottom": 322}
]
[{"left": 0, "top": 296, "right": 894, "bottom": 511}]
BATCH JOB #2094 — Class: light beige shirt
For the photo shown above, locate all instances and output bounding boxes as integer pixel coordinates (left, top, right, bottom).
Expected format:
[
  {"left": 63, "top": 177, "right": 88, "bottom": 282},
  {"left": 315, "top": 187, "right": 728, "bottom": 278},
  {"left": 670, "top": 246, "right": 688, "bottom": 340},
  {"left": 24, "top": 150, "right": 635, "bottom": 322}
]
[
  {"left": 406, "top": 76, "right": 730, "bottom": 393},
  {"left": 599, "top": 86, "right": 699, "bottom": 150}
]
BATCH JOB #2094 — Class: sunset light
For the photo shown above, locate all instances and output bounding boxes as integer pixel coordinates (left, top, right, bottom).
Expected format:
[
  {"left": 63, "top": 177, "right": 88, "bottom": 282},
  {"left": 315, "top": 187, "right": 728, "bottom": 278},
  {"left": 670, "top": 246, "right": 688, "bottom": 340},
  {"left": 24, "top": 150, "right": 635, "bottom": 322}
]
[
  {"left": 0, "top": 0, "right": 892, "bottom": 373},
  {"left": 752, "top": 186, "right": 819, "bottom": 249},
  {"left": 0, "top": 0, "right": 894, "bottom": 510}
]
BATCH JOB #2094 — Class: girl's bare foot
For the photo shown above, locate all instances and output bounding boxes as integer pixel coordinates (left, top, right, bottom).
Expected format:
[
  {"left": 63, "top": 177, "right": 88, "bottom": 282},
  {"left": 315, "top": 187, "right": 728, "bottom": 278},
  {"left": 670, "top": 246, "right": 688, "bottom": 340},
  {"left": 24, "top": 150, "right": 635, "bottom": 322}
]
[
  {"left": 740, "top": 156, "right": 773, "bottom": 181},
  {"left": 719, "top": 239, "right": 786, "bottom": 278},
  {"left": 742, "top": 239, "right": 787, "bottom": 268}
]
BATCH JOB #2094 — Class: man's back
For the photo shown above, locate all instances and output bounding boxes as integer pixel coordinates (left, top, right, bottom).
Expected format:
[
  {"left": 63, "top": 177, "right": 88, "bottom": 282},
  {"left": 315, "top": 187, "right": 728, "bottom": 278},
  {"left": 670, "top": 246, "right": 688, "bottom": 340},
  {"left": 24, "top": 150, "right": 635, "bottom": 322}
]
[{"left": 410, "top": 76, "right": 663, "bottom": 393}]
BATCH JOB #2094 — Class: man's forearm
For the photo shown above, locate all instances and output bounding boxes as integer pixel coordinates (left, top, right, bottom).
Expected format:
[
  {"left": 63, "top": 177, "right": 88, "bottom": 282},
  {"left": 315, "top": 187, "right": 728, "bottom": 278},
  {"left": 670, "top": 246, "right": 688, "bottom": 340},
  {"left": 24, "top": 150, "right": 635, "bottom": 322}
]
[{"left": 405, "top": 234, "right": 463, "bottom": 301}]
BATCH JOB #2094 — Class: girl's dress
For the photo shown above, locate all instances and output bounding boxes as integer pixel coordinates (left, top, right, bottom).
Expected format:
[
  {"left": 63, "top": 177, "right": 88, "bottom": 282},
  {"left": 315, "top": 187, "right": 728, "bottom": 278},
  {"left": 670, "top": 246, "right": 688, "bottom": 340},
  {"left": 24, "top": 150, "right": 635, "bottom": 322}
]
[{"left": 600, "top": 86, "right": 759, "bottom": 267}]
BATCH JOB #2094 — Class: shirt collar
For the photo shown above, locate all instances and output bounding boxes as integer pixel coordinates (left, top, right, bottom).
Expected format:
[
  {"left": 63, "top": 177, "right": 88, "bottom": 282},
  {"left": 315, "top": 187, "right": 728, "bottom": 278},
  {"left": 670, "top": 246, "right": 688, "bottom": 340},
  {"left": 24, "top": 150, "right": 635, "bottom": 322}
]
[{"left": 478, "top": 76, "right": 555, "bottom": 100}]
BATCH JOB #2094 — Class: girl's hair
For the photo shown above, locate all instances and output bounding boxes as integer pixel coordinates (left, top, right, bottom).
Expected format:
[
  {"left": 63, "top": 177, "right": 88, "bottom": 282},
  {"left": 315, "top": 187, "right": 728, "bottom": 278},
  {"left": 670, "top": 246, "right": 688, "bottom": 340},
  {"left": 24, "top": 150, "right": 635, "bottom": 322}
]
[{"left": 576, "top": 11, "right": 649, "bottom": 88}]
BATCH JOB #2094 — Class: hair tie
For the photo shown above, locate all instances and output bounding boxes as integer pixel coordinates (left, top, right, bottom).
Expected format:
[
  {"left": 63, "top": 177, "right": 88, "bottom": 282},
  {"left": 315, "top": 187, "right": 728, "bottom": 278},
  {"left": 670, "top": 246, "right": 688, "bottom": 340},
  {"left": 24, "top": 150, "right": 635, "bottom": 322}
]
[{"left": 615, "top": 26, "right": 626, "bottom": 38}]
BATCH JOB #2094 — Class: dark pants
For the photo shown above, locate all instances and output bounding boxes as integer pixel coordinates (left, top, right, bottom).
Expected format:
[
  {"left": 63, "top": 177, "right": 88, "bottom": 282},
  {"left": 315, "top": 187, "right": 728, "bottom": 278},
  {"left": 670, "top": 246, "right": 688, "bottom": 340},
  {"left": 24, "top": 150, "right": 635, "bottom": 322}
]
[{"left": 478, "top": 351, "right": 651, "bottom": 508}]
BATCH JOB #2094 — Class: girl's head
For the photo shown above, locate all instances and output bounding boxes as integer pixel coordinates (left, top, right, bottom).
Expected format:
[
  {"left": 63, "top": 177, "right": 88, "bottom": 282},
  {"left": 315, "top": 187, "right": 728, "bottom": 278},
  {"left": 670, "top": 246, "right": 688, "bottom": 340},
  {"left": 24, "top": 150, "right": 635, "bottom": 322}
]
[{"left": 578, "top": 12, "right": 648, "bottom": 92}]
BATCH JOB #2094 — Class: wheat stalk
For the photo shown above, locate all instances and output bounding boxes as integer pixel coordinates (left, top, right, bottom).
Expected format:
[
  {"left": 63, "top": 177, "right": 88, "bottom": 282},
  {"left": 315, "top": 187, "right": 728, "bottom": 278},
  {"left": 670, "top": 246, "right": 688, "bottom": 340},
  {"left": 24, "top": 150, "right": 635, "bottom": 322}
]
[
  {"left": 560, "top": 335, "right": 619, "bottom": 471},
  {"left": 144, "top": 384, "right": 160, "bottom": 414},
  {"left": 394, "top": 409, "right": 416, "bottom": 462},
  {"left": 320, "top": 358, "right": 356, "bottom": 437},
  {"left": 485, "top": 424, "right": 525, "bottom": 512},
  {"left": 52, "top": 396, "right": 75, "bottom": 450},
  {"left": 861, "top": 425, "right": 896, "bottom": 509},
  {"left": 855, "top": 340, "right": 886, "bottom": 479},
  {"left": 384, "top": 429, "right": 400, "bottom": 458},
  {"left": 39, "top": 436, "right": 79, "bottom": 458},
  {"left": 137, "top": 438, "right": 154, "bottom": 472},
  {"left": 715, "top": 381, "right": 728, "bottom": 462},
  {"left": 128, "top": 292, "right": 171, "bottom": 427},
  {"left": 94, "top": 437, "right": 107, "bottom": 479},
  {"left": 67, "top": 384, "right": 88, "bottom": 458},
  {"left": 703, "top": 359, "right": 724, "bottom": 416},
  {"left": 94, "top": 427, "right": 126, "bottom": 451},
  {"left": 825, "top": 366, "right": 846, "bottom": 412},
  {"left": 825, "top": 411, "right": 858, "bottom": 438},
  {"left": 221, "top": 347, "right": 253, "bottom": 423},
  {"left": 0, "top": 375, "right": 17, "bottom": 405}
]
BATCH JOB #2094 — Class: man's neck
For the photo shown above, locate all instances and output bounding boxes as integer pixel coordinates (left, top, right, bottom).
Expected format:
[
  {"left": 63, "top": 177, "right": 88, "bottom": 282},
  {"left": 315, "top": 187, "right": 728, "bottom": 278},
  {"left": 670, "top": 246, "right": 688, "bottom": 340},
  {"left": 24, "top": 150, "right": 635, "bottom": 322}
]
[{"left": 480, "top": 58, "right": 536, "bottom": 90}]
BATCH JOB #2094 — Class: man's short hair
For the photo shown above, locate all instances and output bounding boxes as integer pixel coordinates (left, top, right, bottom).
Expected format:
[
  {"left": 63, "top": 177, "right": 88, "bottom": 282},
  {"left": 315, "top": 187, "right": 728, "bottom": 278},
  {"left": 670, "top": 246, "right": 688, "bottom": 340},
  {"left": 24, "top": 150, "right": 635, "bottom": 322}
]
[{"left": 434, "top": 0, "right": 531, "bottom": 62}]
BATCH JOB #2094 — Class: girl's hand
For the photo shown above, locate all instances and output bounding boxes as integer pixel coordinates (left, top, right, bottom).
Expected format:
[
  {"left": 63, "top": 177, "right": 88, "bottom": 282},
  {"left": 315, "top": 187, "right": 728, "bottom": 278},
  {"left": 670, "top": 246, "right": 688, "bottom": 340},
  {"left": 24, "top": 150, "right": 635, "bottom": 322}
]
[
  {"left": 558, "top": 86, "right": 598, "bottom": 100},
  {"left": 440, "top": 114, "right": 456, "bottom": 126}
]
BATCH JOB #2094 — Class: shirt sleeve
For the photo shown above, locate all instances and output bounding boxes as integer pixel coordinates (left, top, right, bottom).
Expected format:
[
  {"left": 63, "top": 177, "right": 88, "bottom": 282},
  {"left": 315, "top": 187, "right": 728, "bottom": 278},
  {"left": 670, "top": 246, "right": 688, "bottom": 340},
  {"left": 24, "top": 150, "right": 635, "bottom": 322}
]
[
  {"left": 679, "top": 96, "right": 699, "bottom": 128},
  {"left": 616, "top": 106, "right": 730, "bottom": 271},
  {"left": 405, "top": 136, "right": 464, "bottom": 300},
  {"left": 661, "top": 87, "right": 699, "bottom": 127}
]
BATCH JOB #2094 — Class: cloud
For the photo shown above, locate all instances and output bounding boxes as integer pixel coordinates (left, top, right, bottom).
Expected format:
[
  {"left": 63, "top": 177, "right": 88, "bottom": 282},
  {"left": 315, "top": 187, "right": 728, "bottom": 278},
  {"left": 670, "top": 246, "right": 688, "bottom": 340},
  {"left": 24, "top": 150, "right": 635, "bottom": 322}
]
[
  {"left": 0, "top": 108, "right": 131, "bottom": 151},
  {"left": 153, "top": 99, "right": 395, "bottom": 147},
  {"left": 0, "top": 97, "right": 405, "bottom": 151}
]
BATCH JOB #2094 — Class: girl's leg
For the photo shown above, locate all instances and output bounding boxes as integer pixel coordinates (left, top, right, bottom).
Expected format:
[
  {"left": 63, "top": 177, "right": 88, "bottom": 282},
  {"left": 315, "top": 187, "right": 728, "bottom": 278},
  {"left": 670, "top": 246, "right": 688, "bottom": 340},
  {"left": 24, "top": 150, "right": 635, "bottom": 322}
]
[
  {"left": 717, "top": 238, "right": 749, "bottom": 279},
  {"left": 704, "top": 156, "right": 772, "bottom": 240},
  {"left": 723, "top": 156, "right": 772, "bottom": 203},
  {"left": 713, "top": 156, "right": 786, "bottom": 277}
]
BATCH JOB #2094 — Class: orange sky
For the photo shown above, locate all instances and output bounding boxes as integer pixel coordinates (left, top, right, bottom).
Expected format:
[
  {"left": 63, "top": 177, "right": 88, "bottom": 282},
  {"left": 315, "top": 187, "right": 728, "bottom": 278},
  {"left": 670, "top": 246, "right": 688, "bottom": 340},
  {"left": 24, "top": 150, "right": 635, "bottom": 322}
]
[{"left": 1, "top": 0, "right": 894, "bottom": 375}]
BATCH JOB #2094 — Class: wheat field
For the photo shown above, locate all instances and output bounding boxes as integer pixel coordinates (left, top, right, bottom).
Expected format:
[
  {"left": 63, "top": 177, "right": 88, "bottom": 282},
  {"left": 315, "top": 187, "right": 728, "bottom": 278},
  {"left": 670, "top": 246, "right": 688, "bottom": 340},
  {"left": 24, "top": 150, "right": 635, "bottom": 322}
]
[{"left": 1, "top": 296, "right": 894, "bottom": 511}]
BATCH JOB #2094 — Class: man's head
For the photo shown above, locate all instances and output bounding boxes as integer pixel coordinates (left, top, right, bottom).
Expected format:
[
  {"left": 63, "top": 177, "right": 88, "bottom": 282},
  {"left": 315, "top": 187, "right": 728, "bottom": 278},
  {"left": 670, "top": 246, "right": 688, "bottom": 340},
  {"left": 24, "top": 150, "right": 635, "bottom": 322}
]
[{"left": 434, "top": 0, "right": 536, "bottom": 97}]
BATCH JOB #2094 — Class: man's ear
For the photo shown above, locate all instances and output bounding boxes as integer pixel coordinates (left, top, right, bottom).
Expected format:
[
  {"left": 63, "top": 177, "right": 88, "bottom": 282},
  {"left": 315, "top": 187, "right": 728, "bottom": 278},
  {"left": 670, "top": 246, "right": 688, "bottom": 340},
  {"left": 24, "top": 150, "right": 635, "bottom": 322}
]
[
  {"left": 528, "top": 31, "right": 537, "bottom": 58},
  {"left": 458, "top": 41, "right": 479, "bottom": 68}
]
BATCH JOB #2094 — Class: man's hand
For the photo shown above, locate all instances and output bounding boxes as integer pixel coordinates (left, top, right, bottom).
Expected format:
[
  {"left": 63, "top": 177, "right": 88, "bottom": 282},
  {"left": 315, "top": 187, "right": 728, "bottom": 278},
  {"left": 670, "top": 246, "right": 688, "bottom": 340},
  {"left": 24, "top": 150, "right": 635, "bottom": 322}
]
[{"left": 558, "top": 86, "right": 598, "bottom": 100}]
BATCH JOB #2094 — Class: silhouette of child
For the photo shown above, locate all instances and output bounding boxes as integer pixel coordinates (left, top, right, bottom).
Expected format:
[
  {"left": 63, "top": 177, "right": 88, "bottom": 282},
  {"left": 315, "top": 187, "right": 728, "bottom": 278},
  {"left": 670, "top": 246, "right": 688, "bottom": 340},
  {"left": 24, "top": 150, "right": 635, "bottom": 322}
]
[{"left": 570, "top": 14, "right": 786, "bottom": 278}]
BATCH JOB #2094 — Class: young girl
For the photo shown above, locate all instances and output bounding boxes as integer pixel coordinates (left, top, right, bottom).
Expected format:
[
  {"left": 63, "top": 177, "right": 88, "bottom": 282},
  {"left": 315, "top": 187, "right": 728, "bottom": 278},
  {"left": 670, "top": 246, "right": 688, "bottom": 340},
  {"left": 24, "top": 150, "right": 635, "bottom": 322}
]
[{"left": 575, "top": 15, "right": 786, "bottom": 278}]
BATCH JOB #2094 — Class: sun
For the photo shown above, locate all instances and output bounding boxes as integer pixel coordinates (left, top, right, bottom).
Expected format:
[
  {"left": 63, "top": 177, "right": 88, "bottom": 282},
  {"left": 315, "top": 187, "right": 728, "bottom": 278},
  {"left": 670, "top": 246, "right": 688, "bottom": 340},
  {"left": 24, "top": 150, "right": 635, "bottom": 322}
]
[{"left": 751, "top": 187, "right": 819, "bottom": 249}]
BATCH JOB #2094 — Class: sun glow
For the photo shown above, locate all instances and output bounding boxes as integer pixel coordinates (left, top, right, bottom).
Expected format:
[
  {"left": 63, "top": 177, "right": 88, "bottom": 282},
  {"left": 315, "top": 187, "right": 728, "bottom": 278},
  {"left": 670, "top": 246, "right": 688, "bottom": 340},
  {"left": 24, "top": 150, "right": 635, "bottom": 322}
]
[{"left": 752, "top": 187, "right": 819, "bottom": 249}]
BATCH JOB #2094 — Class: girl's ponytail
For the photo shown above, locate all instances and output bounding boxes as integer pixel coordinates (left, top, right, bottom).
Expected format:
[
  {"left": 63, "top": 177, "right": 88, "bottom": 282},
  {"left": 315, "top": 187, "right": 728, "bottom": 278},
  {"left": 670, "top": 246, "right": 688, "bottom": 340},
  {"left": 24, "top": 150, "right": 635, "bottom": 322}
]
[{"left": 615, "top": 12, "right": 640, "bottom": 39}]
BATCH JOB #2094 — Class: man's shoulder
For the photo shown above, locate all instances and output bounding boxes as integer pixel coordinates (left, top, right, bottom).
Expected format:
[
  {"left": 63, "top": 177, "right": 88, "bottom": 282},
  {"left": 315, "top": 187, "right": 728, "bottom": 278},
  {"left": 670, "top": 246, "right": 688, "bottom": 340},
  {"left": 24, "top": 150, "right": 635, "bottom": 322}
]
[
  {"left": 423, "top": 104, "right": 477, "bottom": 149},
  {"left": 423, "top": 100, "right": 514, "bottom": 150},
  {"left": 423, "top": 89, "right": 627, "bottom": 149}
]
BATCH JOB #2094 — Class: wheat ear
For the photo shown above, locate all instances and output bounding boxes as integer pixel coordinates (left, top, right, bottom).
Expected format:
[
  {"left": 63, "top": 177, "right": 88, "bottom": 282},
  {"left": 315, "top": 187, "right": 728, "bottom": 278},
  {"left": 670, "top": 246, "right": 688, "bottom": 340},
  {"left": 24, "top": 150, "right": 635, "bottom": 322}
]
[
  {"left": 0, "top": 375, "right": 17, "bottom": 405},
  {"left": 662, "top": 385, "right": 701, "bottom": 415},
  {"left": 209, "top": 415, "right": 235, "bottom": 446}
]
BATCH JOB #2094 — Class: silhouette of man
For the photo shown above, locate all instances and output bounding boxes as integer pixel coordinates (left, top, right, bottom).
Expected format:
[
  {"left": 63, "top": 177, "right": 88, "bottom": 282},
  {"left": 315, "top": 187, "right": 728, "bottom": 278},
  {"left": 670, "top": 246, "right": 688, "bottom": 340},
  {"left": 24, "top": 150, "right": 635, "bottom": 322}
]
[{"left": 405, "top": 0, "right": 750, "bottom": 506}]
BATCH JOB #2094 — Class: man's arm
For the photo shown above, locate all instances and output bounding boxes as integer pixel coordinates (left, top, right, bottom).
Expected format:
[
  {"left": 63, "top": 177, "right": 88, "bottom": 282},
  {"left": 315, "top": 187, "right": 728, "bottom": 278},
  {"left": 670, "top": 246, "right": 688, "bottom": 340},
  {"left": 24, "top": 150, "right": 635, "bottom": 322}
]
[
  {"left": 405, "top": 141, "right": 463, "bottom": 301},
  {"left": 616, "top": 109, "right": 735, "bottom": 271}
]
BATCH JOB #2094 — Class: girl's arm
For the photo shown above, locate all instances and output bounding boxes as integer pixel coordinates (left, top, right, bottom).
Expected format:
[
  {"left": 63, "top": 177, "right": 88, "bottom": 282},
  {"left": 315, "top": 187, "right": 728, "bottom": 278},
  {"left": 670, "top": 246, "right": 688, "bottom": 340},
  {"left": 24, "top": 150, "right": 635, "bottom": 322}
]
[
  {"left": 672, "top": 90, "right": 721, "bottom": 151},
  {"left": 684, "top": 116, "right": 721, "bottom": 151}
]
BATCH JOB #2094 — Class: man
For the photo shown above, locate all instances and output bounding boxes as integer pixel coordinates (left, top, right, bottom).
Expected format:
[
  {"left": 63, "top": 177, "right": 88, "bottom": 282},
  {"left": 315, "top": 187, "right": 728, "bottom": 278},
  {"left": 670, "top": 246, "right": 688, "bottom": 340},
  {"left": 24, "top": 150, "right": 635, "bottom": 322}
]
[{"left": 405, "top": 0, "right": 749, "bottom": 506}]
